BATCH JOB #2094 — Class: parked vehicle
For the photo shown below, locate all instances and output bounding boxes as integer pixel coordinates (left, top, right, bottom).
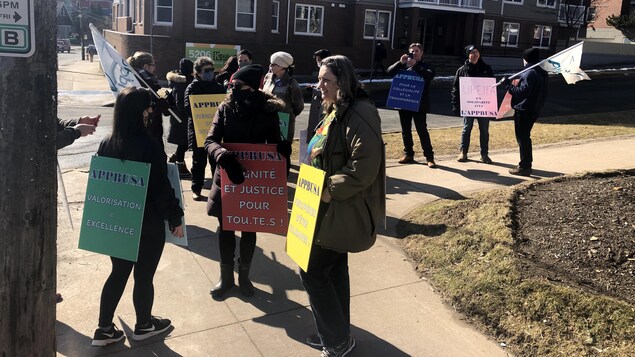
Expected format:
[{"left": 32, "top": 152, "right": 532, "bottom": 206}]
[{"left": 57, "top": 39, "right": 71, "bottom": 53}]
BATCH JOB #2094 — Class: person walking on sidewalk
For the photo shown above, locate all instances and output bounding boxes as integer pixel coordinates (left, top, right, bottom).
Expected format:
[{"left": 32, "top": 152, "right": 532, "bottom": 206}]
[
  {"left": 302, "top": 55, "right": 385, "bottom": 357},
  {"left": 387, "top": 43, "right": 437, "bottom": 167},
  {"left": 92, "top": 87, "right": 184, "bottom": 347},
  {"left": 204, "top": 64, "right": 289, "bottom": 300},
  {"left": 184, "top": 57, "right": 226, "bottom": 201},
  {"left": 500, "top": 48, "right": 548, "bottom": 176},
  {"left": 451, "top": 45, "right": 495, "bottom": 164},
  {"left": 166, "top": 58, "right": 194, "bottom": 179}
]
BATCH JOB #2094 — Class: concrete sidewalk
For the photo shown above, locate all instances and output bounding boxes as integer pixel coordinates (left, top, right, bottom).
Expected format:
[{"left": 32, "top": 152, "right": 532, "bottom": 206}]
[{"left": 56, "top": 134, "right": 635, "bottom": 357}]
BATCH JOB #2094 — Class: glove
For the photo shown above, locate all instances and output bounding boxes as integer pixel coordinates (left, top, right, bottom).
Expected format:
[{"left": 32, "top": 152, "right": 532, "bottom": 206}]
[
  {"left": 452, "top": 106, "right": 460, "bottom": 116},
  {"left": 164, "top": 90, "right": 176, "bottom": 108},
  {"left": 498, "top": 77, "right": 511, "bottom": 86},
  {"left": 155, "top": 97, "right": 171, "bottom": 116},
  {"left": 276, "top": 140, "right": 292, "bottom": 158},
  {"left": 218, "top": 154, "right": 245, "bottom": 185}
]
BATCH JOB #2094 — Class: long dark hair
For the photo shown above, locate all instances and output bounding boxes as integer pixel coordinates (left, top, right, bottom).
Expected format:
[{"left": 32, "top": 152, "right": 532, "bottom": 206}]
[
  {"left": 109, "top": 86, "right": 152, "bottom": 158},
  {"left": 320, "top": 55, "right": 360, "bottom": 115},
  {"left": 219, "top": 55, "right": 239, "bottom": 75}
]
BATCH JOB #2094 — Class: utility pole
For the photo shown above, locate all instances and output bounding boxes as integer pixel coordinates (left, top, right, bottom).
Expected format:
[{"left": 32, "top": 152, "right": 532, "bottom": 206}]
[
  {"left": 79, "top": 1, "right": 85, "bottom": 60},
  {"left": 0, "top": 1, "right": 57, "bottom": 355}
]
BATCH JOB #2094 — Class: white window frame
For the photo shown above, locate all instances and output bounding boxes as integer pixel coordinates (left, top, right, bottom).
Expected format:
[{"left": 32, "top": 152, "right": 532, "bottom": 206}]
[
  {"left": 503, "top": 0, "right": 523, "bottom": 4},
  {"left": 533, "top": 25, "right": 552, "bottom": 48},
  {"left": 501, "top": 22, "right": 520, "bottom": 47},
  {"left": 481, "top": 19, "right": 495, "bottom": 46},
  {"left": 294, "top": 4, "right": 324, "bottom": 37},
  {"left": 155, "top": 0, "right": 172, "bottom": 26},
  {"left": 536, "top": 0, "right": 556, "bottom": 8},
  {"left": 195, "top": 0, "right": 217, "bottom": 29},
  {"left": 363, "top": 10, "right": 391, "bottom": 40},
  {"left": 236, "top": 0, "right": 257, "bottom": 32},
  {"left": 272, "top": 1, "right": 280, "bottom": 33}
]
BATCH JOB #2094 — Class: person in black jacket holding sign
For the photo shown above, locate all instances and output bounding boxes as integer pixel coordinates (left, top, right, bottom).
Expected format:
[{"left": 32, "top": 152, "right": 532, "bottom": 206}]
[
  {"left": 92, "top": 86, "right": 184, "bottom": 347},
  {"left": 387, "top": 43, "right": 437, "bottom": 167},
  {"left": 451, "top": 45, "right": 495, "bottom": 164}
]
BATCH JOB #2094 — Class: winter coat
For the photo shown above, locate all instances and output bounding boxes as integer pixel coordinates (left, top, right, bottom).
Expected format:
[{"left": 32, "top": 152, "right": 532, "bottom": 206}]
[
  {"left": 507, "top": 64, "right": 549, "bottom": 116},
  {"left": 204, "top": 91, "right": 285, "bottom": 217},
  {"left": 262, "top": 71, "right": 304, "bottom": 140},
  {"left": 166, "top": 71, "right": 193, "bottom": 146},
  {"left": 387, "top": 59, "right": 436, "bottom": 113},
  {"left": 56, "top": 118, "right": 79, "bottom": 149},
  {"left": 183, "top": 78, "right": 226, "bottom": 149},
  {"left": 450, "top": 59, "right": 495, "bottom": 112},
  {"left": 97, "top": 133, "right": 184, "bottom": 235},
  {"left": 314, "top": 92, "right": 386, "bottom": 253}
]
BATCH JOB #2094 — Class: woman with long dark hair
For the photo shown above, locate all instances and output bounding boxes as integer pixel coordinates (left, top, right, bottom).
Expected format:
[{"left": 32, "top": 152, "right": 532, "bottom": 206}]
[{"left": 91, "top": 86, "right": 184, "bottom": 347}]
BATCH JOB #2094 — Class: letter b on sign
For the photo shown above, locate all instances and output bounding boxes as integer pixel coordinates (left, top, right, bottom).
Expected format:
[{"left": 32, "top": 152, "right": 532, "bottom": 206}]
[{"left": 1, "top": 28, "right": 26, "bottom": 49}]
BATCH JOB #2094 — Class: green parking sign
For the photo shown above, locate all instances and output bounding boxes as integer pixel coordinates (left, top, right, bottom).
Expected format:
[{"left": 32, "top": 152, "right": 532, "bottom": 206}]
[{"left": 0, "top": 0, "right": 34, "bottom": 57}]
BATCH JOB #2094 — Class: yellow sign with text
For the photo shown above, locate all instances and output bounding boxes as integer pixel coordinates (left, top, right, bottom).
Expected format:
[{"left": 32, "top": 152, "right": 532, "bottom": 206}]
[
  {"left": 286, "top": 164, "right": 326, "bottom": 272},
  {"left": 189, "top": 94, "right": 226, "bottom": 147}
]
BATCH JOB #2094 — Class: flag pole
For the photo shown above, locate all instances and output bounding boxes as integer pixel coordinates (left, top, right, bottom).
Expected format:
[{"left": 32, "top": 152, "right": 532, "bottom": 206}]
[{"left": 132, "top": 71, "right": 183, "bottom": 123}]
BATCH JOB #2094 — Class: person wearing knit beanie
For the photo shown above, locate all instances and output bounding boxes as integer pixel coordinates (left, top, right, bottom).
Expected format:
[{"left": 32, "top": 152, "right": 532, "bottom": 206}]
[
  {"left": 179, "top": 58, "right": 194, "bottom": 76},
  {"left": 263, "top": 51, "right": 304, "bottom": 141},
  {"left": 232, "top": 64, "right": 264, "bottom": 90},
  {"left": 522, "top": 48, "right": 540, "bottom": 64},
  {"left": 464, "top": 44, "right": 480, "bottom": 58},
  {"left": 270, "top": 51, "right": 294, "bottom": 69}
]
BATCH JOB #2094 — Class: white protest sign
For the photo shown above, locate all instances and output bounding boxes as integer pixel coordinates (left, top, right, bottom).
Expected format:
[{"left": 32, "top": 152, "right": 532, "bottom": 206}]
[{"left": 459, "top": 77, "right": 498, "bottom": 118}]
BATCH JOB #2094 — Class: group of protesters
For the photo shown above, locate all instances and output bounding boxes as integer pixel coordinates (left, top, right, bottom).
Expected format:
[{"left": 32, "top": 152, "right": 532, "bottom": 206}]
[{"left": 59, "top": 41, "right": 547, "bottom": 357}]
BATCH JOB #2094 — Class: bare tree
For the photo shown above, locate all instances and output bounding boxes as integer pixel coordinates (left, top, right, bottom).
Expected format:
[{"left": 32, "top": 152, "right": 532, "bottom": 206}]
[
  {"left": 606, "top": 12, "right": 635, "bottom": 41},
  {"left": 0, "top": 2, "right": 58, "bottom": 355},
  {"left": 559, "top": 0, "right": 600, "bottom": 46}
]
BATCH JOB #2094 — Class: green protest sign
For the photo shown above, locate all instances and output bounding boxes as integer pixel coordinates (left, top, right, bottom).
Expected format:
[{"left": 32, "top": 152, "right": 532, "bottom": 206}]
[
  {"left": 185, "top": 42, "right": 240, "bottom": 65},
  {"left": 278, "top": 112, "right": 290, "bottom": 140},
  {"left": 78, "top": 156, "right": 150, "bottom": 262}
]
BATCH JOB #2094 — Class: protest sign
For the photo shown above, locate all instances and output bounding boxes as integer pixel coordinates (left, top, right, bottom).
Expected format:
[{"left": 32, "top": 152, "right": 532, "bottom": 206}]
[
  {"left": 220, "top": 143, "right": 288, "bottom": 235},
  {"left": 189, "top": 94, "right": 226, "bottom": 147},
  {"left": 185, "top": 43, "right": 240, "bottom": 64},
  {"left": 278, "top": 112, "right": 290, "bottom": 140},
  {"left": 286, "top": 164, "right": 326, "bottom": 271},
  {"left": 79, "top": 156, "right": 150, "bottom": 262},
  {"left": 459, "top": 77, "right": 498, "bottom": 117},
  {"left": 165, "top": 163, "right": 188, "bottom": 246},
  {"left": 386, "top": 70, "right": 424, "bottom": 112}
]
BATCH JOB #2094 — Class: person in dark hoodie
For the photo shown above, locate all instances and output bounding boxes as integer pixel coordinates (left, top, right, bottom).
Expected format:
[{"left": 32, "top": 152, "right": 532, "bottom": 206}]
[
  {"left": 204, "top": 64, "right": 290, "bottom": 300},
  {"left": 183, "top": 56, "right": 227, "bottom": 201},
  {"left": 166, "top": 58, "right": 195, "bottom": 178},
  {"left": 451, "top": 45, "right": 495, "bottom": 164},
  {"left": 500, "top": 48, "right": 548, "bottom": 176},
  {"left": 91, "top": 86, "right": 184, "bottom": 347}
]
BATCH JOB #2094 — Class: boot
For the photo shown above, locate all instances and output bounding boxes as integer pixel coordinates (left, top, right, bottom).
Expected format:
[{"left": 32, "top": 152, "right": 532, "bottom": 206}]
[
  {"left": 176, "top": 162, "right": 191, "bottom": 179},
  {"left": 238, "top": 259, "right": 254, "bottom": 297},
  {"left": 210, "top": 263, "right": 235, "bottom": 300}
]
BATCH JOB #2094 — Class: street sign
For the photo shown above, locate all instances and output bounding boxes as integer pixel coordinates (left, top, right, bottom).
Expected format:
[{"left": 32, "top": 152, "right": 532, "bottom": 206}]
[{"left": 0, "top": 0, "right": 34, "bottom": 57}]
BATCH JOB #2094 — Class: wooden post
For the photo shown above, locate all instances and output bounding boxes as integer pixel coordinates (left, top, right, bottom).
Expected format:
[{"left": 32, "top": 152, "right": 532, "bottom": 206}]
[{"left": 0, "top": 1, "right": 57, "bottom": 354}]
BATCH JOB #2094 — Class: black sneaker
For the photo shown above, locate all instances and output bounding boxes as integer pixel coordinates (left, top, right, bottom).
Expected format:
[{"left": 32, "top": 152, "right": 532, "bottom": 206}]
[
  {"left": 132, "top": 316, "right": 172, "bottom": 341},
  {"left": 321, "top": 336, "right": 356, "bottom": 357},
  {"left": 306, "top": 334, "right": 323, "bottom": 349},
  {"left": 91, "top": 324, "right": 125, "bottom": 347},
  {"left": 509, "top": 166, "right": 532, "bottom": 176}
]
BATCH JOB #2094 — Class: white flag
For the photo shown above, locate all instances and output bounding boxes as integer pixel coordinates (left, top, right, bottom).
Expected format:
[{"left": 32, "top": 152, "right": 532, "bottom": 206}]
[
  {"left": 539, "top": 42, "right": 590, "bottom": 84},
  {"left": 89, "top": 23, "right": 141, "bottom": 98}
]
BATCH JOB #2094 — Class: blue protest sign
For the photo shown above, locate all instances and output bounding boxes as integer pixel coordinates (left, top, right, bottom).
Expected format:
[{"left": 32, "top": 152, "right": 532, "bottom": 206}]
[{"left": 386, "top": 70, "right": 425, "bottom": 112}]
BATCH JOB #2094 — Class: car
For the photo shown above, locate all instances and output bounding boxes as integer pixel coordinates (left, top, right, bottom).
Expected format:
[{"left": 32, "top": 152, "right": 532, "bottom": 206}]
[{"left": 57, "top": 39, "right": 71, "bottom": 53}]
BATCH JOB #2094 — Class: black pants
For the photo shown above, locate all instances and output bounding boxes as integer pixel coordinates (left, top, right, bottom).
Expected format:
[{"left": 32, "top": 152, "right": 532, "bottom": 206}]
[
  {"left": 191, "top": 147, "right": 215, "bottom": 193},
  {"left": 173, "top": 144, "right": 188, "bottom": 162},
  {"left": 300, "top": 244, "right": 350, "bottom": 348},
  {"left": 217, "top": 217, "right": 256, "bottom": 265},
  {"left": 513, "top": 111, "right": 538, "bottom": 169},
  {"left": 98, "top": 223, "right": 165, "bottom": 328},
  {"left": 398, "top": 110, "right": 434, "bottom": 161}
]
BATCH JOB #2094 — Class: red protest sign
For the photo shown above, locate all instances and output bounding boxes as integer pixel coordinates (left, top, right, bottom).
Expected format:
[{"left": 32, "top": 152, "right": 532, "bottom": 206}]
[{"left": 220, "top": 143, "right": 289, "bottom": 235}]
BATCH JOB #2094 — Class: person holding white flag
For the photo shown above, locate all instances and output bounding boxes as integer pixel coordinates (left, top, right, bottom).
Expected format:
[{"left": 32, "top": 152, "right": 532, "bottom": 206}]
[{"left": 499, "top": 48, "right": 548, "bottom": 177}]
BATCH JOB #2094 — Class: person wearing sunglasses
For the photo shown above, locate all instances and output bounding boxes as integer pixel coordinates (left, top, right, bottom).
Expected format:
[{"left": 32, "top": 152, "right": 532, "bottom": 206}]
[
  {"left": 183, "top": 56, "right": 226, "bottom": 201},
  {"left": 204, "top": 64, "right": 290, "bottom": 300}
]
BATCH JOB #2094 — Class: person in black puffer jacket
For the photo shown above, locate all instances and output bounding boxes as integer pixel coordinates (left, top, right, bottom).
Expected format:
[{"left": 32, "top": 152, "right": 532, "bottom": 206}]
[
  {"left": 92, "top": 86, "right": 183, "bottom": 347},
  {"left": 183, "top": 57, "right": 226, "bottom": 201},
  {"left": 166, "top": 58, "right": 194, "bottom": 178},
  {"left": 204, "top": 64, "right": 287, "bottom": 301},
  {"left": 451, "top": 45, "right": 495, "bottom": 164}
]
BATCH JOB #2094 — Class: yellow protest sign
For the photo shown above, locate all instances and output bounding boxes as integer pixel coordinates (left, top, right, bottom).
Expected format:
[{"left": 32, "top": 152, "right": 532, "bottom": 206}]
[
  {"left": 189, "top": 94, "right": 226, "bottom": 147},
  {"left": 286, "top": 164, "right": 326, "bottom": 272}
]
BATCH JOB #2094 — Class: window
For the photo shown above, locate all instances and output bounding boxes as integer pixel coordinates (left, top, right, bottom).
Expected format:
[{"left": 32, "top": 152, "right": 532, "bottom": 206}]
[
  {"left": 364, "top": 10, "right": 391, "bottom": 39},
  {"left": 155, "top": 0, "right": 172, "bottom": 25},
  {"left": 196, "top": 0, "right": 217, "bottom": 28},
  {"left": 295, "top": 4, "right": 324, "bottom": 36},
  {"left": 558, "top": 4, "right": 586, "bottom": 23},
  {"left": 236, "top": 0, "right": 256, "bottom": 31},
  {"left": 537, "top": 0, "right": 556, "bottom": 8},
  {"left": 504, "top": 0, "right": 523, "bottom": 4},
  {"left": 501, "top": 22, "right": 520, "bottom": 47},
  {"left": 533, "top": 25, "right": 551, "bottom": 48},
  {"left": 272, "top": 1, "right": 280, "bottom": 33},
  {"left": 481, "top": 19, "right": 494, "bottom": 46}
]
